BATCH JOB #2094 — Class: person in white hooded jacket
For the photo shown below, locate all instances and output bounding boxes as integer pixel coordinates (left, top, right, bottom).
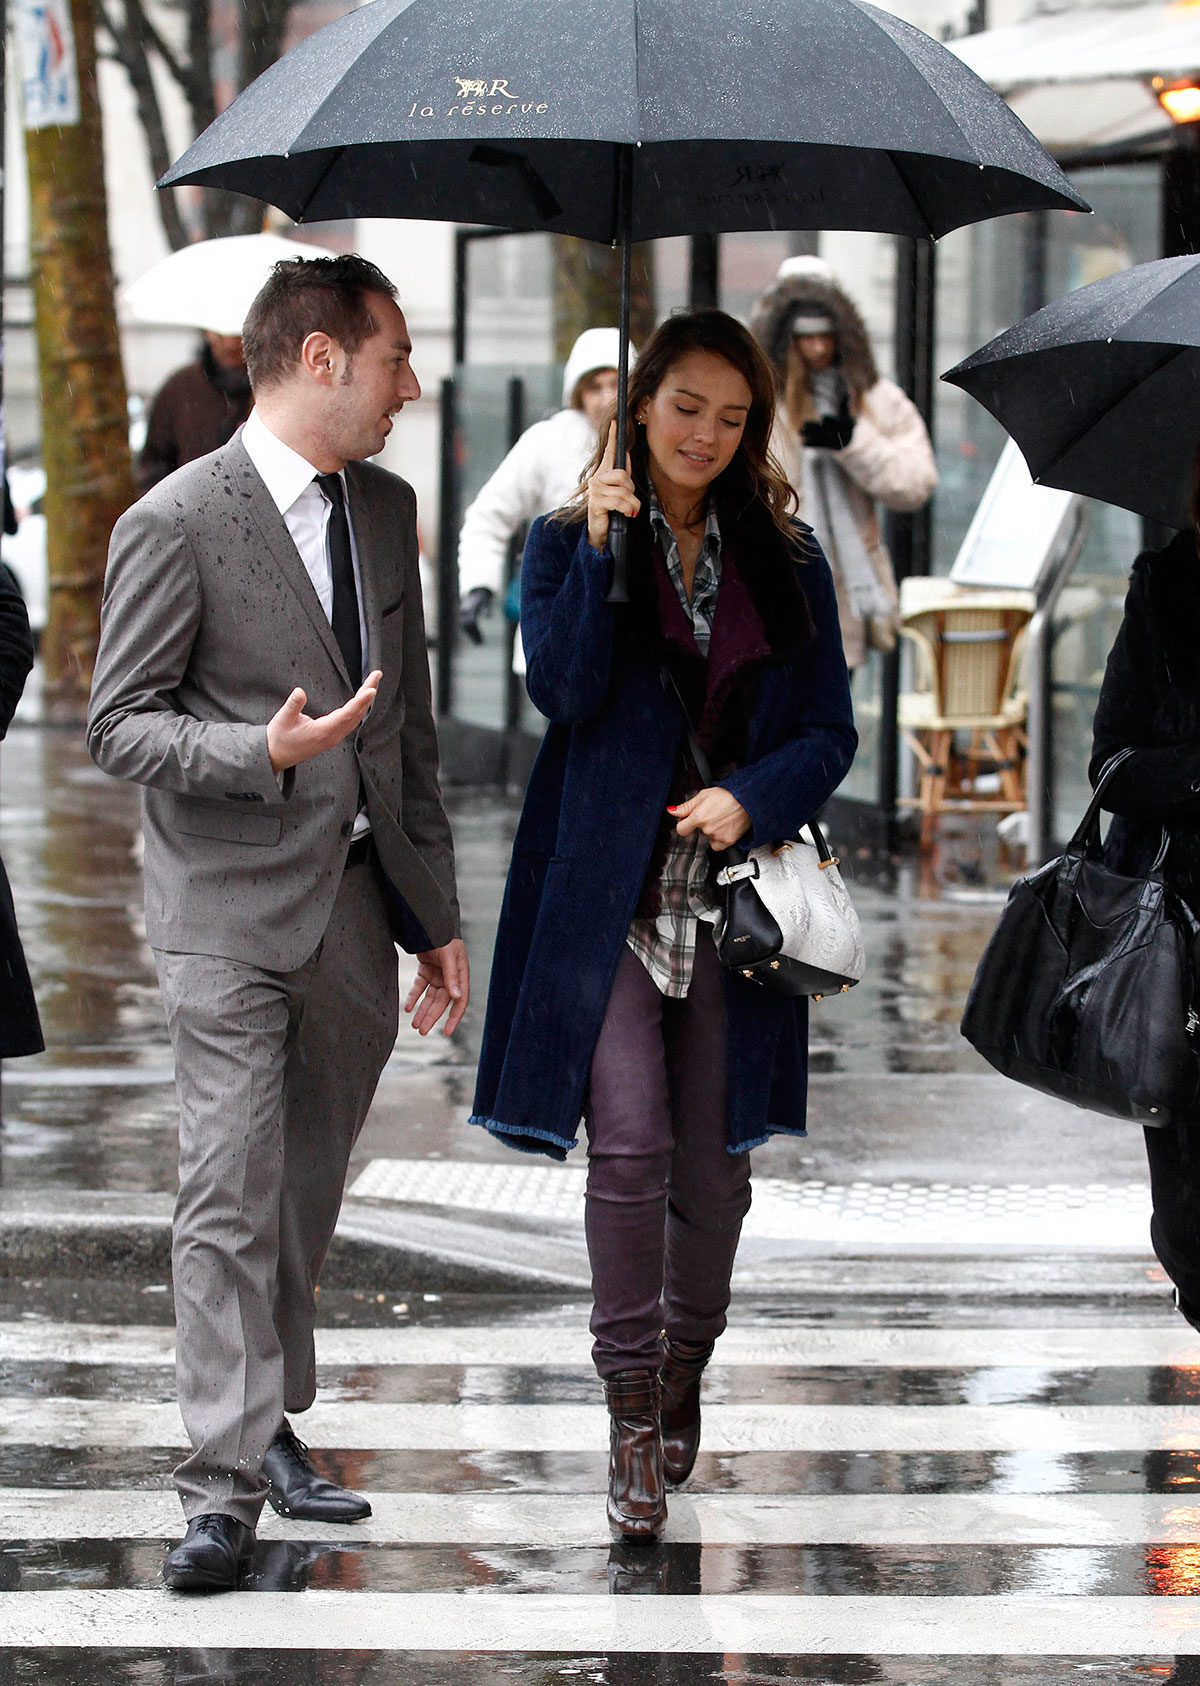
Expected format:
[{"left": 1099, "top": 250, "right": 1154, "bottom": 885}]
[{"left": 457, "top": 329, "right": 635, "bottom": 662}]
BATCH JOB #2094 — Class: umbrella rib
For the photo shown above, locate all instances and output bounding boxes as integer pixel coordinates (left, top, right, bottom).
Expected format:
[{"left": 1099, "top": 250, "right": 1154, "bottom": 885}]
[
  {"left": 884, "top": 152, "right": 936, "bottom": 241},
  {"left": 292, "top": 148, "right": 349, "bottom": 223},
  {"left": 1030, "top": 342, "right": 1188, "bottom": 486},
  {"left": 634, "top": 0, "right": 643, "bottom": 148}
]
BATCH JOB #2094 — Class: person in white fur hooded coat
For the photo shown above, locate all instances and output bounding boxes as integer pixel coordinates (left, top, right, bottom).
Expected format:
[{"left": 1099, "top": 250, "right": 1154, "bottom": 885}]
[
  {"left": 750, "top": 257, "right": 936, "bottom": 670},
  {"left": 457, "top": 328, "right": 636, "bottom": 669}
]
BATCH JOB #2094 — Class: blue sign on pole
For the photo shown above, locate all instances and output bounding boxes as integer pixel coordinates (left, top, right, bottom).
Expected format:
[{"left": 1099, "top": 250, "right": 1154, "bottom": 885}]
[{"left": 16, "top": 0, "right": 80, "bottom": 130}]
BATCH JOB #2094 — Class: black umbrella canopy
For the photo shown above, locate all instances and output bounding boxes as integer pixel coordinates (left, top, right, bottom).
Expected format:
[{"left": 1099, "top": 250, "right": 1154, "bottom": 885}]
[
  {"left": 944, "top": 254, "right": 1200, "bottom": 531},
  {"left": 161, "top": 0, "right": 1086, "bottom": 240}
]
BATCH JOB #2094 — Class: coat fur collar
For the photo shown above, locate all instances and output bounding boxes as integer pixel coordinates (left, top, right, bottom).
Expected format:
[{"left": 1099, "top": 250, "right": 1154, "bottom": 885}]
[{"left": 749, "top": 271, "right": 878, "bottom": 398}]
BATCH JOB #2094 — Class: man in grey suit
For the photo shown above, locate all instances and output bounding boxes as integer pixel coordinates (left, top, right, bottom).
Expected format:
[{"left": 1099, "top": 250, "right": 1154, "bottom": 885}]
[{"left": 88, "top": 255, "right": 468, "bottom": 1592}]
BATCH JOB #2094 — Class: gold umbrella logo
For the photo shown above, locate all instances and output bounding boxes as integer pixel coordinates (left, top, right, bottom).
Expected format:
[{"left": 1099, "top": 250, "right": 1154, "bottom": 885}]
[{"left": 407, "top": 78, "right": 547, "bottom": 119}]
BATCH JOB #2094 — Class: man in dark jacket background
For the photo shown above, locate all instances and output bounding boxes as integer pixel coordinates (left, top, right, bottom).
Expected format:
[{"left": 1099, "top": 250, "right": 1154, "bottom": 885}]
[{"left": 137, "top": 331, "right": 254, "bottom": 494}]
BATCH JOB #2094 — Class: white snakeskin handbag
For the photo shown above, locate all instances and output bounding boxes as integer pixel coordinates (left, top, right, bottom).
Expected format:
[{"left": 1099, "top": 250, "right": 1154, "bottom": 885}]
[
  {"left": 661, "top": 664, "right": 864, "bottom": 1000},
  {"left": 714, "top": 821, "right": 865, "bottom": 998}
]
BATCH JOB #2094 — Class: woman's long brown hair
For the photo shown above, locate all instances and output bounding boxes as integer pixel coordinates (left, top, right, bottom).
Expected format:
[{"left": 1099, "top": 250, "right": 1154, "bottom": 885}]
[{"left": 556, "top": 308, "right": 797, "bottom": 533}]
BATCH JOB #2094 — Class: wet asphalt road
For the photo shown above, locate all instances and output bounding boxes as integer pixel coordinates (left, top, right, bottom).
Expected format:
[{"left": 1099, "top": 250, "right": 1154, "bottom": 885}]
[{"left": 3, "top": 716, "right": 1195, "bottom": 1682}]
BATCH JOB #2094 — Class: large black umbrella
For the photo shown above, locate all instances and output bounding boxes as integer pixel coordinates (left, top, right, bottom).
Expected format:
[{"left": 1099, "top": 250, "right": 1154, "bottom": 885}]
[
  {"left": 163, "top": 0, "right": 1083, "bottom": 241},
  {"left": 944, "top": 253, "right": 1200, "bottom": 532},
  {"left": 162, "top": 0, "right": 1087, "bottom": 589}
]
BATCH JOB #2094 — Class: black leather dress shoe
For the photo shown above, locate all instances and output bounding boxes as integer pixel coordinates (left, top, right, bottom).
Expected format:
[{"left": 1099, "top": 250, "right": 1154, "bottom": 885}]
[
  {"left": 162, "top": 1513, "right": 255, "bottom": 1592},
  {"left": 262, "top": 1421, "right": 372, "bottom": 1521}
]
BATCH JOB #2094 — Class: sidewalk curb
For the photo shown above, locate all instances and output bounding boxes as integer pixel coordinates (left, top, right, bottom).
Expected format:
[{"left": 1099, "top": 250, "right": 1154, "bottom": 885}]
[
  {"left": 0, "top": 1190, "right": 1164, "bottom": 1300},
  {"left": 0, "top": 1191, "right": 589, "bottom": 1293}
]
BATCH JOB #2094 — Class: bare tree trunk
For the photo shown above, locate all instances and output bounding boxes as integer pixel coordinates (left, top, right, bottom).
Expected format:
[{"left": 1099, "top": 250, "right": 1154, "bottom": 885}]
[
  {"left": 101, "top": 0, "right": 306, "bottom": 245},
  {"left": 237, "top": 0, "right": 292, "bottom": 94},
  {"left": 97, "top": 0, "right": 190, "bottom": 249},
  {"left": 552, "top": 236, "right": 656, "bottom": 367},
  {"left": 26, "top": 0, "right": 134, "bottom": 720},
  {"left": 183, "top": 0, "right": 215, "bottom": 134}
]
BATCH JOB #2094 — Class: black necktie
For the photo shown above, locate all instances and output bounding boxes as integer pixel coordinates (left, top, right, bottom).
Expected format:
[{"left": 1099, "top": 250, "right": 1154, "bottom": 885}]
[{"left": 316, "top": 472, "right": 362, "bottom": 684}]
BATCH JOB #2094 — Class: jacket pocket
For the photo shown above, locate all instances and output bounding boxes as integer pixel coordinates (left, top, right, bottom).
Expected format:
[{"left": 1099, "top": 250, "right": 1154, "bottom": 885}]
[{"left": 172, "top": 796, "right": 283, "bottom": 846}]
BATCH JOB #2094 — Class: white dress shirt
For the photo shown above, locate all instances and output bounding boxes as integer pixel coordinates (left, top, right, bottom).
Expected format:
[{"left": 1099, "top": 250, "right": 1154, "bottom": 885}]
[
  {"left": 241, "top": 409, "right": 369, "bottom": 680},
  {"left": 241, "top": 409, "right": 371, "bottom": 837}
]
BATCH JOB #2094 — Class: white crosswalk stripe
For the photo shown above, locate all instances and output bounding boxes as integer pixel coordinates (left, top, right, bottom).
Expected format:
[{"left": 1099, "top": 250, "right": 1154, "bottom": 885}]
[
  {"left": 6, "top": 1394, "right": 1200, "bottom": 1451},
  {"left": 6, "top": 1307, "right": 1200, "bottom": 1667},
  {"left": 4, "top": 1319, "right": 1200, "bottom": 1368},
  {"left": 5, "top": 1589, "right": 1200, "bottom": 1654}
]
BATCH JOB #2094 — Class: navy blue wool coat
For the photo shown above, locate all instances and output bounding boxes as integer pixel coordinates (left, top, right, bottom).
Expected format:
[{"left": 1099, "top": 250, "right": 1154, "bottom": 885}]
[{"left": 470, "top": 496, "right": 856, "bottom": 1161}]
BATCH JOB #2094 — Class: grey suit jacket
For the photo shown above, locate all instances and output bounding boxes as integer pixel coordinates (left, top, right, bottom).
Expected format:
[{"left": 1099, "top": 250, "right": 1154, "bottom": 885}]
[{"left": 87, "top": 434, "right": 458, "bottom": 970}]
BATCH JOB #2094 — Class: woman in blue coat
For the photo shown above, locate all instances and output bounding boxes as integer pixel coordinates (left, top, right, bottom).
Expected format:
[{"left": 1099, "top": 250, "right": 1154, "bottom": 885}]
[{"left": 471, "top": 310, "right": 856, "bottom": 1541}]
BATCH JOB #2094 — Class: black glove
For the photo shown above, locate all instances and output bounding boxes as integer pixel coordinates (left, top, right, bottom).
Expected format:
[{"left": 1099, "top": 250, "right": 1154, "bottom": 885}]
[
  {"left": 458, "top": 585, "right": 494, "bottom": 645},
  {"left": 801, "top": 399, "right": 855, "bottom": 451}
]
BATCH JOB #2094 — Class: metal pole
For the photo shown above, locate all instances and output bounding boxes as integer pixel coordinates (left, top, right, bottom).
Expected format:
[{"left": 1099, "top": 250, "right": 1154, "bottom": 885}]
[
  {"left": 504, "top": 375, "right": 525, "bottom": 732},
  {"left": 436, "top": 375, "right": 458, "bottom": 717},
  {"left": 688, "top": 234, "right": 719, "bottom": 309},
  {"left": 1021, "top": 210, "right": 1049, "bottom": 321},
  {"left": 1023, "top": 542, "right": 1081, "bottom": 867},
  {"left": 453, "top": 230, "right": 469, "bottom": 366},
  {"left": 605, "top": 145, "right": 633, "bottom": 604},
  {"left": 1161, "top": 123, "right": 1200, "bottom": 259},
  {"left": 880, "top": 237, "right": 936, "bottom": 842}
]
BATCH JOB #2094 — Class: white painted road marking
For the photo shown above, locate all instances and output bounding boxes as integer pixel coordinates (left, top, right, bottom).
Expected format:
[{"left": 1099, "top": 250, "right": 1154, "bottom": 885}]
[
  {"left": 1, "top": 1321, "right": 1195, "bottom": 1370},
  {"left": 5, "top": 1590, "right": 1200, "bottom": 1653},
  {"left": 5, "top": 1396, "right": 1200, "bottom": 1452}
]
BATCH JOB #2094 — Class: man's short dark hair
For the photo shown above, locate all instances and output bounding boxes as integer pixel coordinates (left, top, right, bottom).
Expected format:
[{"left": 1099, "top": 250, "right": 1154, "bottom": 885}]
[{"left": 243, "top": 254, "right": 399, "bottom": 391}]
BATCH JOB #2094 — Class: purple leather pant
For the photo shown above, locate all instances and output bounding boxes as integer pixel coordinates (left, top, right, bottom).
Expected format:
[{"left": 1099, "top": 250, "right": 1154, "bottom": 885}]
[{"left": 584, "top": 928, "right": 752, "bottom": 1378}]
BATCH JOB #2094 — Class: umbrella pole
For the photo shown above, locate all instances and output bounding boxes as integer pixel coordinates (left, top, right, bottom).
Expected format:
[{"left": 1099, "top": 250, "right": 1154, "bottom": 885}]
[{"left": 605, "top": 145, "right": 634, "bottom": 605}]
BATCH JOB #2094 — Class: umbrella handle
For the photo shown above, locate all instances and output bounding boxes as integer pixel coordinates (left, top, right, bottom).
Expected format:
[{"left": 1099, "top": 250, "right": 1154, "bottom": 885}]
[
  {"left": 607, "top": 512, "right": 629, "bottom": 603},
  {"left": 605, "top": 145, "right": 634, "bottom": 607}
]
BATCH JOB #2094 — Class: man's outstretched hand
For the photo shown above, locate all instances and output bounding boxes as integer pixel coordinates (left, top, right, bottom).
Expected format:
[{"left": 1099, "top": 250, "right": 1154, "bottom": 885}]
[
  {"left": 405, "top": 937, "right": 470, "bottom": 1037},
  {"left": 267, "top": 671, "right": 382, "bottom": 771}
]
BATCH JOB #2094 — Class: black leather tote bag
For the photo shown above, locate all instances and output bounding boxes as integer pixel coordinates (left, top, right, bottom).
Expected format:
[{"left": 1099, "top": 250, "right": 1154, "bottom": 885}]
[{"left": 961, "top": 750, "right": 1200, "bottom": 1125}]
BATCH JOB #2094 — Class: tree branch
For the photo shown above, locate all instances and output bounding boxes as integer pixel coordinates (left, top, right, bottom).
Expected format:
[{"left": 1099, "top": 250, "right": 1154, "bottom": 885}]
[{"left": 98, "top": 0, "right": 191, "bottom": 250}]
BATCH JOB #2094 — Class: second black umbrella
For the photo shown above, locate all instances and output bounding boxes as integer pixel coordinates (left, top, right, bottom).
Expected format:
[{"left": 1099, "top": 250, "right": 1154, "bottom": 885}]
[{"left": 944, "top": 253, "right": 1200, "bottom": 532}]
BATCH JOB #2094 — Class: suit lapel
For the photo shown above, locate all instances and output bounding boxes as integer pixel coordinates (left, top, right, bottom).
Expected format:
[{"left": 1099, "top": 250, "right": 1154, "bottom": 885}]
[{"left": 227, "top": 435, "right": 353, "bottom": 688}]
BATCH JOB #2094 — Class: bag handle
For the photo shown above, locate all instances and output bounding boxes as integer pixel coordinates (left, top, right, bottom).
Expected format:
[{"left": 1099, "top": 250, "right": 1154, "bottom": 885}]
[
  {"left": 1072, "top": 746, "right": 1169, "bottom": 871},
  {"left": 658, "top": 664, "right": 836, "bottom": 866}
]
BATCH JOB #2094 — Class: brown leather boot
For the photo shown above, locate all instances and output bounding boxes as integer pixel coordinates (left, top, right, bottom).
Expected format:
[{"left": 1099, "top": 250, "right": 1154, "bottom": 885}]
[
  {"left": 660, "top": 1336, "right": 714, "bottom": 1488},
  {"left": 603, "top": 1369, "right": 666, "bottom": 1542}
]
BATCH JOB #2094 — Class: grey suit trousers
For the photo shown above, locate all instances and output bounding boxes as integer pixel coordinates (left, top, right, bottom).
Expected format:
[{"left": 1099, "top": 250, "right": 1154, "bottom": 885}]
[{"left": 154, "top": 854, "right": 398, "bottom": 1525}]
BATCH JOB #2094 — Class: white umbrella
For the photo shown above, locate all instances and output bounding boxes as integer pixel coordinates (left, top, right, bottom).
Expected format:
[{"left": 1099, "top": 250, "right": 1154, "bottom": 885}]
[{"left": 120, "top": 233, "right": 340, "bottom": 336}]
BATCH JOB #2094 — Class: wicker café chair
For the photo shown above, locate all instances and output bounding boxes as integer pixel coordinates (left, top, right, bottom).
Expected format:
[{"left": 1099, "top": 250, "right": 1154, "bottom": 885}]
[{"left": 896, "top": 578, "right": 1034, "bottom": 850}]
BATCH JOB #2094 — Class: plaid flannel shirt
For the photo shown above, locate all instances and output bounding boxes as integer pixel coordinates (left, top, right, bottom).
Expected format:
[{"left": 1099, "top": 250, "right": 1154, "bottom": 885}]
[{"left": 625, "top": 494, "right": 723, "bottom": 999}]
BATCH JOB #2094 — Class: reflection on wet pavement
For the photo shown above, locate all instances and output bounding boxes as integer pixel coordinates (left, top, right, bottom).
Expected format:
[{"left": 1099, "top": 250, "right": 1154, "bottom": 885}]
[
  {"left": 5, "top": 1444, "right": 1200, "bottom": 1498},
  {"left": 13, "top": 1535, "right": 1200, "bottom": 1598},
  {"left": 8, "top": 1359, "right": 1200, "bottom": 1409},
  {"left": 2, "top": 1646, "right": 1200, "bottom": 1686}
]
